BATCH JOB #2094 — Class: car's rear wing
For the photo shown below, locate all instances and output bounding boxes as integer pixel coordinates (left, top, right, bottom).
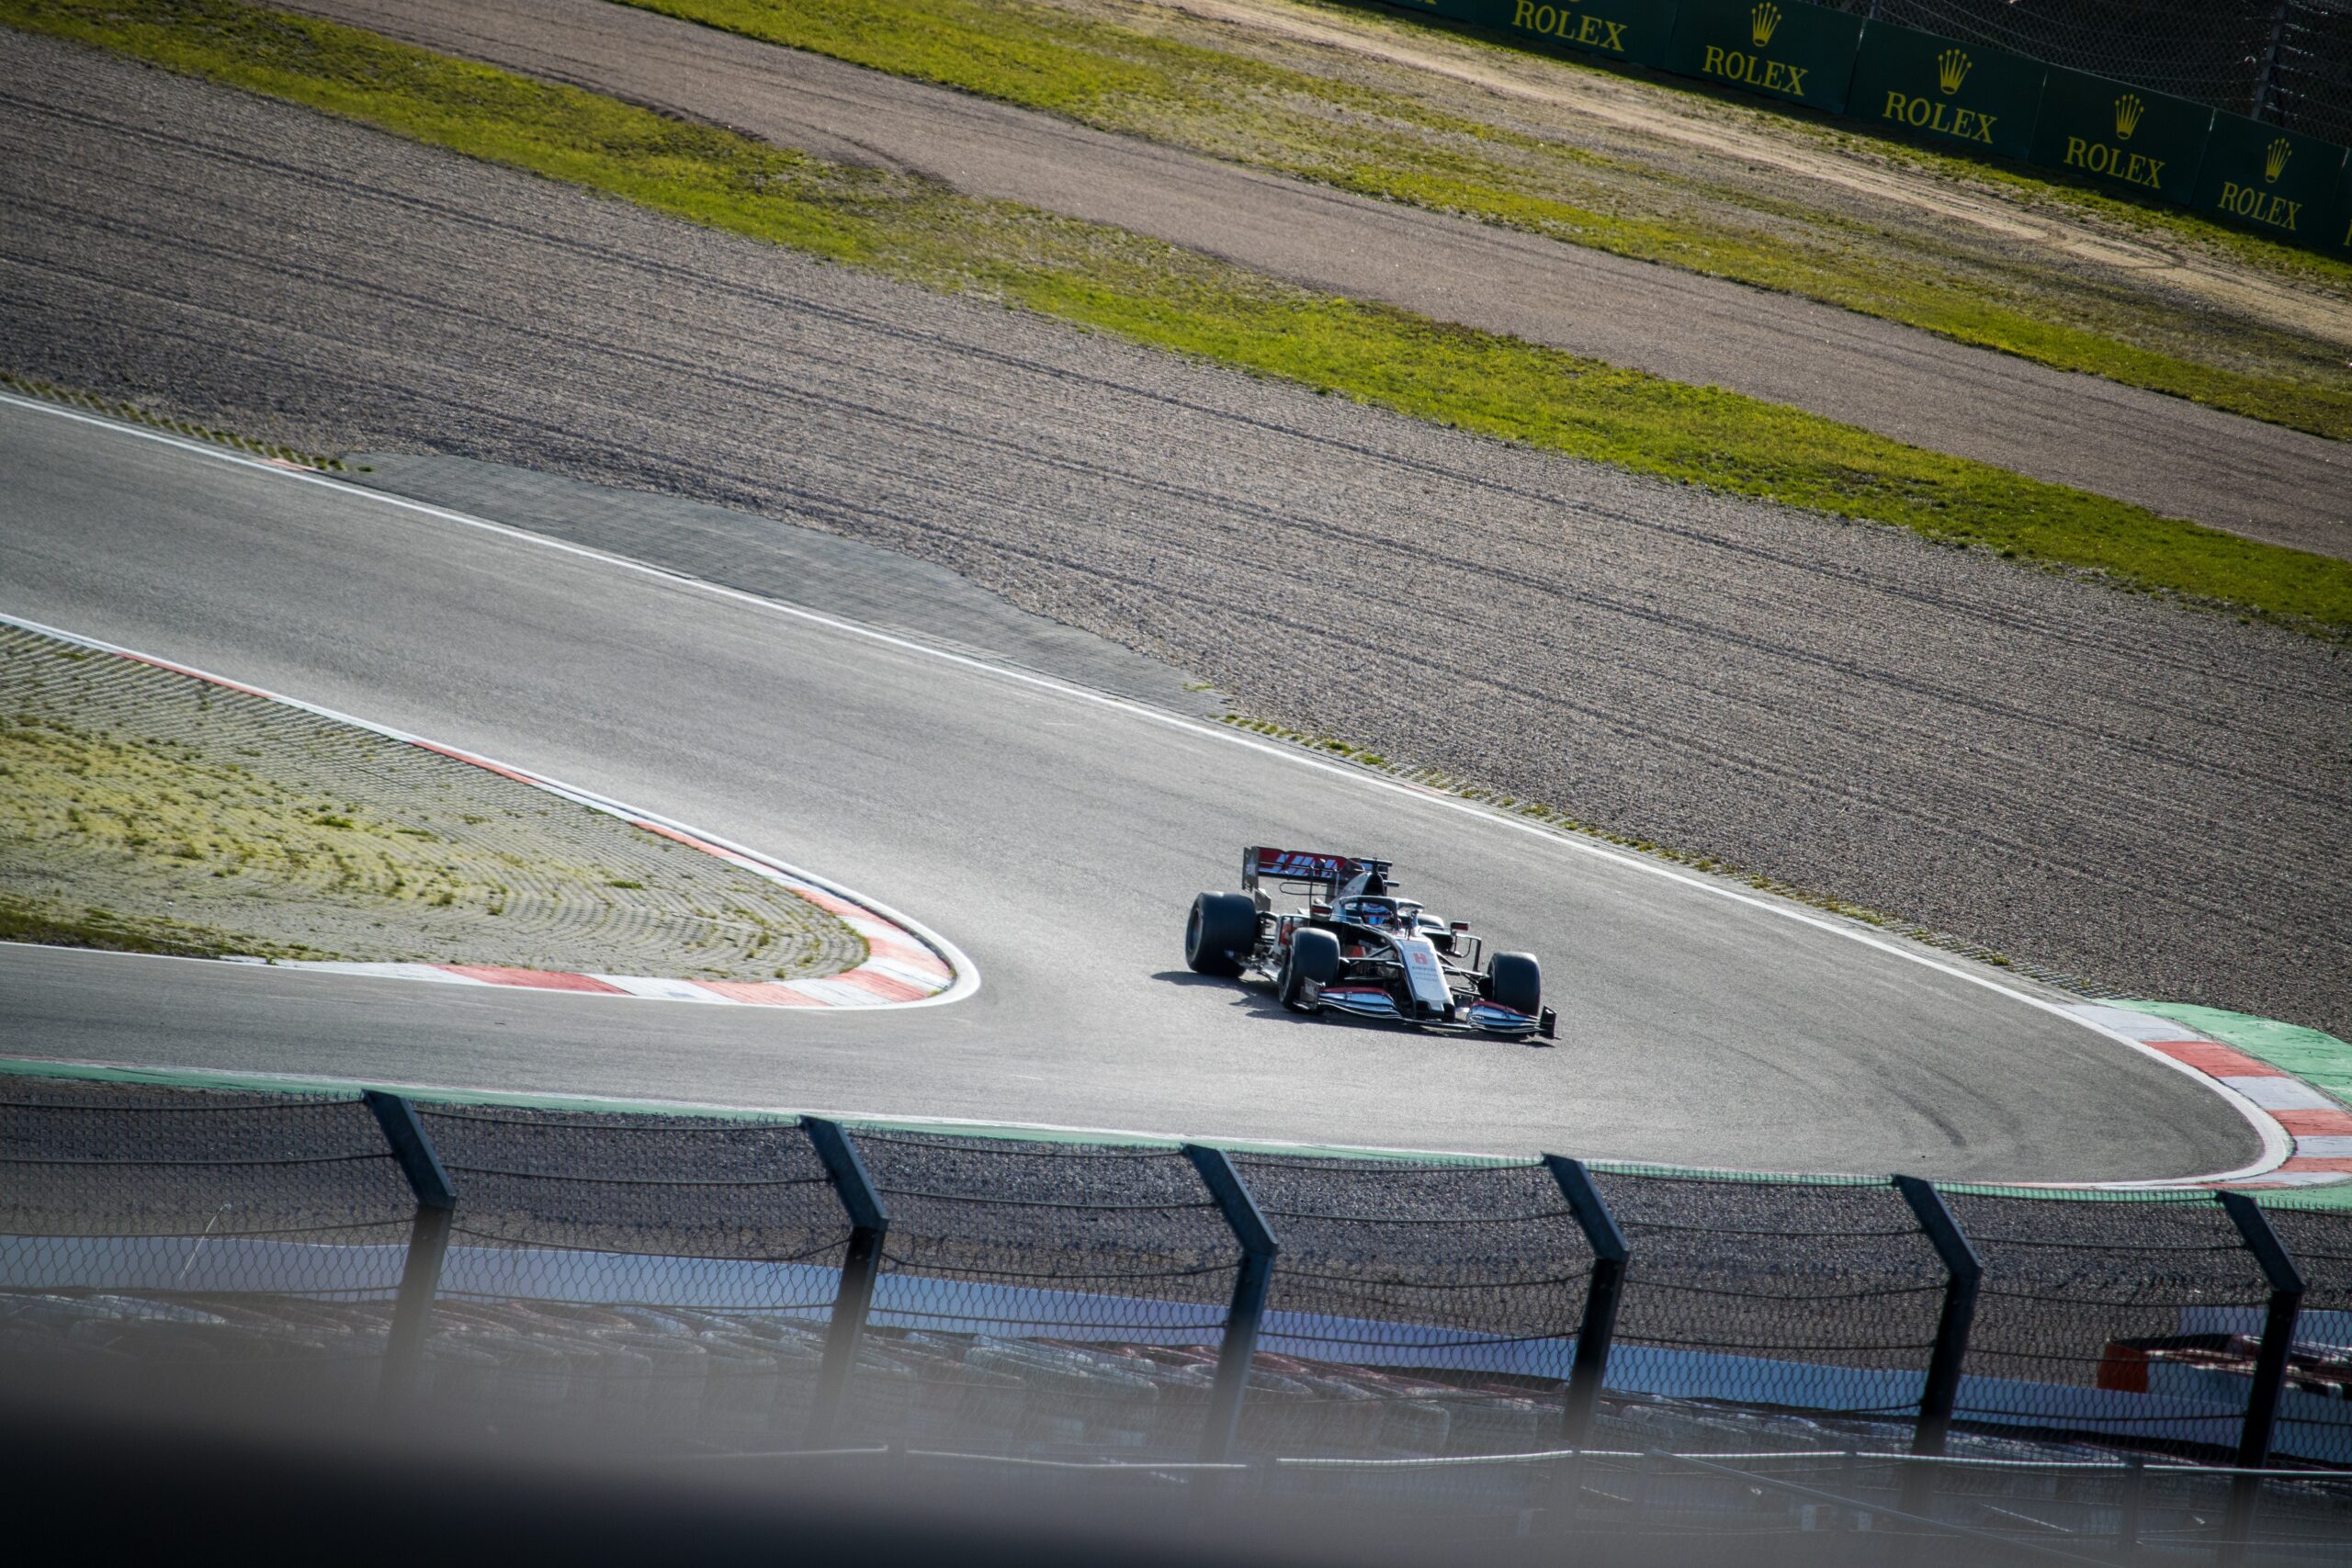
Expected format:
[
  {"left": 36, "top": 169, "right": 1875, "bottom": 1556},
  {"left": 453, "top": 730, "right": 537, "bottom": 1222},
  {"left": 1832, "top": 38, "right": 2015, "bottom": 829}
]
[{"left": 1241, "top": 846, "right": 1392, "bottom": 898}]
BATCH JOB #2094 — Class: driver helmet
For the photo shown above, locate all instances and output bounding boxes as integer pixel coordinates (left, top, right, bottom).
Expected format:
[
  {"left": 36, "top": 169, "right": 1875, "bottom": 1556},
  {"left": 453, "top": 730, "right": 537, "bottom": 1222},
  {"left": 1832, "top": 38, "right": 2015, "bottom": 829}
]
[{"left": 1342, "top": 897, "right": 1397, "bottom": 929}]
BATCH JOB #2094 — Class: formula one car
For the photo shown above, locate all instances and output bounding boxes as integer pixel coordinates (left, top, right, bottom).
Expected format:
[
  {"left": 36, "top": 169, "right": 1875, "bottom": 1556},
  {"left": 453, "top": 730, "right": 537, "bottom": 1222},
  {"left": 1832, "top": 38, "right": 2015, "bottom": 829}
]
[{"left": 1184, "top": 847, "right": 1556, "bottom": 1040}]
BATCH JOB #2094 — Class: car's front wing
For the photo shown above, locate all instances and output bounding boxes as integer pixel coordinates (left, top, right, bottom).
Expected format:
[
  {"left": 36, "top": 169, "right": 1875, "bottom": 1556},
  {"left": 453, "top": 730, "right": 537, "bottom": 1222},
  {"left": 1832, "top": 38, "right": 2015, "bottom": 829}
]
[{"left": 1304, "top": 980, "right": 1546, "bottom": 1036}]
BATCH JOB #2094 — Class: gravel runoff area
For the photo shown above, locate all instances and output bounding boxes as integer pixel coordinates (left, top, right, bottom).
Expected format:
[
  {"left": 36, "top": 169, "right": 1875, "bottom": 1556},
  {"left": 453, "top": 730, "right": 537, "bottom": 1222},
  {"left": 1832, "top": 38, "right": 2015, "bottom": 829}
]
[
  {"left": 1, "top": 32, "right": 2346, "bottom": 1037},
  {"left": 0, "top": 620, "right": 868, "bottom": 980},
  {"left": 284, "top": 0, "right": 2352, "bottom": 559}
]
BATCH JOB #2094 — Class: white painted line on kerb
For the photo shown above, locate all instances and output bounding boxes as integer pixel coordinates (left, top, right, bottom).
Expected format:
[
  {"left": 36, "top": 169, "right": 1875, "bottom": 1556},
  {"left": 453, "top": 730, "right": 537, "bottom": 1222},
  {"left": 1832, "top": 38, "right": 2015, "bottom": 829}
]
[{"left": 0, "top": 392, "right": 2290, "bottom": 1182}]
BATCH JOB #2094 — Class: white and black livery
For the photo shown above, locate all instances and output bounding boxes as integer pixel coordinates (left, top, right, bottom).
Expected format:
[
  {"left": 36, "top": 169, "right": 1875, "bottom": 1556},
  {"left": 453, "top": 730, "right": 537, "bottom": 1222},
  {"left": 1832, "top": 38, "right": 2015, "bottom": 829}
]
[{"left": 1184, "top": 847, "right": 1556, "bottom": 1040}]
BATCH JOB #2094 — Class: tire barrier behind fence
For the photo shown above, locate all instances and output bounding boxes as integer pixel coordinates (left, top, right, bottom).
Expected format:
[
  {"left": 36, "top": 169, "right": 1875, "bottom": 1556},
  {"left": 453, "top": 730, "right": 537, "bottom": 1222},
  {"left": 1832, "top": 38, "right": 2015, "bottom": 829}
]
[
  {"left": 1357, "top": 0, "right": 2352, "bottom": 256},
  {"left": 4, "top": 1073, "right": 2350, "bottom": 1551}
]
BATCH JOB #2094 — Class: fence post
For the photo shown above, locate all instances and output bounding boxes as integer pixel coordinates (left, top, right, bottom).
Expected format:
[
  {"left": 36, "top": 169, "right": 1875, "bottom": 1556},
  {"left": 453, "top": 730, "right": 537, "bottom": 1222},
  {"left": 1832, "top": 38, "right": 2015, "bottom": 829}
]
[
  {"left": 1894, "top": 1175, "right": 1981, "bottom": 1457},
  {"left": 1543, "top": 1156, "right": 1627, "bottom": 1448},
  {"left": 2219, "top": 1190, "right": 2303, "bottom": 1562},
  {"left": 2251, "top": 0, "right": 2292, "bottom": 122},
  {"left": 805, "top": 1118, "right": 888, "bottom": 1447},
  {"left": 1184, "top": 1145, "right": 1279, "bottom": 1463},
  {"left": 363, "top": 1091, "right": 454, "bottom": 1411},
  {"left": 1894, "top": 1174, "right": 1980, "bottom": 1521}
]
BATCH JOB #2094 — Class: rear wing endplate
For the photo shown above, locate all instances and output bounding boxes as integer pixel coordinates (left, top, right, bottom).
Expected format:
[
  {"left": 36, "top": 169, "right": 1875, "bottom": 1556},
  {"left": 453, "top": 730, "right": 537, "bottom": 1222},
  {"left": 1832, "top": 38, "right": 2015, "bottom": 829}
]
[{"left": 1241, "top": 846, "right": 1391, "bottom": 897}]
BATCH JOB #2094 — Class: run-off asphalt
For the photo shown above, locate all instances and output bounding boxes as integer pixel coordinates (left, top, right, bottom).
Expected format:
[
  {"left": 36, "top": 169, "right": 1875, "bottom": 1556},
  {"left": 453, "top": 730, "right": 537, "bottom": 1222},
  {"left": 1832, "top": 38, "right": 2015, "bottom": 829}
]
[{"left": 0, "top": 31, "right": 2345, "bottom": 1051}]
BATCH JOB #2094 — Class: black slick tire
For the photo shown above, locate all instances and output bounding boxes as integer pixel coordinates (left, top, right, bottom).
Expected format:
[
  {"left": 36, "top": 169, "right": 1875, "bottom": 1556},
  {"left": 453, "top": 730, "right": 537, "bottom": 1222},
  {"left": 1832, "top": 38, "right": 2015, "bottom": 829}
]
[
  {"left": 1279, "top": 928, "right": 1340, "bottom": 1012},
  {"left": 1485, "top": 952, "right": 1542, "bottom": 1018},
  {"left": 1185, "top": 891, "right": 1259, "bottom": 977}
]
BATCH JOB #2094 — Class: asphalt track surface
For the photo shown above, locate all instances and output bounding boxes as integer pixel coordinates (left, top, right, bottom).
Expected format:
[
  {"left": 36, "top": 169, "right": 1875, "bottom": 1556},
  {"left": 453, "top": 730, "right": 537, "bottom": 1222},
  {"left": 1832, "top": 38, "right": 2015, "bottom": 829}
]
[
  {"left": 0, "top": 398, "right": 2264, "bottom": 1181},
  {"left": 282, "top": 0, "right": 2352, "bottom": 559},
  {"left": 3, "top": 31, "right": 2346, "bottom": 1044}
]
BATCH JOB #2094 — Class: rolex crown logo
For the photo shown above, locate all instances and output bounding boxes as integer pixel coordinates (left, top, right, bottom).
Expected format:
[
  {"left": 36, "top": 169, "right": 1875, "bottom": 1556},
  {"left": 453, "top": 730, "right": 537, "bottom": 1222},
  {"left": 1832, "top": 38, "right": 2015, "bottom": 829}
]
[
  {"left": 2113, "top": 93, "right": 2144, "bottom": 139},
  {"left": 2264, "top": 137, "right": 2291, "bottom": 183},
  {"left": 1749, "top": 1, "right": 1781, "bottom": 47},
  {"left": 1936, "top": 49, "right": 1971, "bottom": 95}
]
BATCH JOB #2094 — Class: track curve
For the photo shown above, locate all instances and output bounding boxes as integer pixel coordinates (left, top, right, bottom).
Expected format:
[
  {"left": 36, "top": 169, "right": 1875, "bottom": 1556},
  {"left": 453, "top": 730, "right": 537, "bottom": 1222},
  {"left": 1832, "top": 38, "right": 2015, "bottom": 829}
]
[{"left": 0, "top": 398, "right": 2263, "bottom": 1181}]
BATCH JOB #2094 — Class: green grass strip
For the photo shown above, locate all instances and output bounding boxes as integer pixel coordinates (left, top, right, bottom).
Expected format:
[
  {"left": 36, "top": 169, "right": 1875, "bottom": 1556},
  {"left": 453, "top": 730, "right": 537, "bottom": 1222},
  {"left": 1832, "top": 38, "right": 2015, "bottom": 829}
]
[
  {"left": 0, "top": 890, "right": 248, "bottom": 960},
  {"left": 9, "top": 0, "right": 2349, "bottom": 632},
  {"left": 616, "top": 0, "right": 2352, "bottom": 443}
]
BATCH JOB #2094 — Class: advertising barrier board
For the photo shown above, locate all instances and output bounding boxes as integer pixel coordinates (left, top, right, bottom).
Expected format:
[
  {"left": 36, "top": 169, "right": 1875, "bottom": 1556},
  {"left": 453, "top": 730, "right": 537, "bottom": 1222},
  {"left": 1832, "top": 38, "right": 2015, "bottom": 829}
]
[
  {"left": 1664, "top": 0, "right": 1862, "bottom": 115},
  {"left": 2193, "top": 112, "right": 2351, "bottom": 248},
  {"left": 2029, "top": 65, "right": 2212, "bottom": 206},
  {"left": 1447, "top": 0, "right": 1678, "bottom": 68},
  {"left": 1849, "top": 20, "right": 2041, "bottom": 162},
  {"left": 1350, "top": 0, "right": 2352, "bottom": 254}
]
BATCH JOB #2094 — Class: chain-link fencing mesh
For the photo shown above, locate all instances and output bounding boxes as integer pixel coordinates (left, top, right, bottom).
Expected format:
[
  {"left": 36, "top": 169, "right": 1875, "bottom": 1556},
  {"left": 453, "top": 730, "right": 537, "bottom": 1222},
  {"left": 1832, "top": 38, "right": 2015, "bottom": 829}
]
[
  {"left": 1939, "top": 1190, "right": 2273, "bottom": 1461},
  {"left": 2273, "top": 2, "right": 2352, "bottom": 142},
  {"left": 1586, "top": 1168, "right": 1949, "bottom": 1456},
  {"left": 839, "top": 1132, "right": 1239, "bottom": 1458},
  {"left": 6, "top": 1072, "right": 2350, "bottom": 1529},
  {"left": 0, "top": 1077, "right": 415, "bottom": 1410},
  {"left": 1227, "top": 1153, "right": 1589, "bottom": 1474},
  {"left": 406, "top": 1102, "right": 850, "bottom": 1450},
  {"left": 1815, "top": 1, "right": 2351, "bottom": 142},
  {"left": 2254, "top": 1204, "right": 2352, "bottom": 1468}
]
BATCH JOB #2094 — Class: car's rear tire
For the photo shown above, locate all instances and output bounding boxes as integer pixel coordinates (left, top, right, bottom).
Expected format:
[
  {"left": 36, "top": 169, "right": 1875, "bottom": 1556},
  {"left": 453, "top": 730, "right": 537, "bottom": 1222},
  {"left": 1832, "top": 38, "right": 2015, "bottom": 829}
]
[
  {"left": 1279, "top": 928, "right": 1341, "bottom": 1012},
  {"left": 1485, "top": 952, "right": 1542, "bottom": 1017},
  {"left": 1185, "top": 891, "right": 1259, "bottom": 977}
]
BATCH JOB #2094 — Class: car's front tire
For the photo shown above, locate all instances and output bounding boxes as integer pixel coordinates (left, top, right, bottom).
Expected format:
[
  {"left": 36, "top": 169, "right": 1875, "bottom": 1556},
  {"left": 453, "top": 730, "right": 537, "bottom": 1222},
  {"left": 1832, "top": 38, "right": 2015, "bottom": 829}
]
[
  {"left": 1185, "top": 891, "right": 1260, "bottom": 977},
  {"left": 1485, "top": 952, "right": 1542, "bottom": 1018},
  {"left": 1279, "top": 928, "right": 1340, "bottom": 1012}
]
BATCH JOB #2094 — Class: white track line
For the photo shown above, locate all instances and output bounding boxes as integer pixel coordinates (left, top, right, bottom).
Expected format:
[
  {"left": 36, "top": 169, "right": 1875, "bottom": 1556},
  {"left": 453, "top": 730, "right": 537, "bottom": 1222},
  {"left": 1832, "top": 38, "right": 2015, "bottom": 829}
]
[{"left": 0, "top": 391, "right": 2291, "bottom": 1181}]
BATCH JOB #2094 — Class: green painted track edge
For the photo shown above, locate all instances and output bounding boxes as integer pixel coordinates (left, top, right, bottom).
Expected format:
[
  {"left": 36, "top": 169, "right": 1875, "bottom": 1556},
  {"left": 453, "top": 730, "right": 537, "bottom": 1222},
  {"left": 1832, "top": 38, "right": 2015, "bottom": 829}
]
[{"left": 2111, "top": 998, "right": 2352, "bottom": 1111}]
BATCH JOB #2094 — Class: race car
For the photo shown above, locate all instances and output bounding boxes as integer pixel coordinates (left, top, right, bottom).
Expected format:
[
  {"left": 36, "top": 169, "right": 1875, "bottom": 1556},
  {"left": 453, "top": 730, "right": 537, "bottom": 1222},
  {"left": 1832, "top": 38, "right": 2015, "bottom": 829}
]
[{"left": 1183, "top": 846, "right": 1556, "bottom": 1040}]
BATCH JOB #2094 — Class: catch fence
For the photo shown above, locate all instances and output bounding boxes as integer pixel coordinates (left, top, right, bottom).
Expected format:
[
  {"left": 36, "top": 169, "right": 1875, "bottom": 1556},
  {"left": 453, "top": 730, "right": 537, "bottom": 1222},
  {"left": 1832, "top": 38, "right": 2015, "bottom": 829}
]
[{"left": 3, "top": 1073, "right": 2349, "bottom": 1552}]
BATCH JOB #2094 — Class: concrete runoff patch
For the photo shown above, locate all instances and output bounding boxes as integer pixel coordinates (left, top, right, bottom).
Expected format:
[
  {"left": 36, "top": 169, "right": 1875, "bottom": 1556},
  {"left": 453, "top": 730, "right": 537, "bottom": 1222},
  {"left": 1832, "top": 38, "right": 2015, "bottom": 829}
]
[
  {"left": 0, "top": 36, "right": 2344, "bottom": 1042},
  {"left": 0, "top": 615, "right": 962, "bottom": 1006}
]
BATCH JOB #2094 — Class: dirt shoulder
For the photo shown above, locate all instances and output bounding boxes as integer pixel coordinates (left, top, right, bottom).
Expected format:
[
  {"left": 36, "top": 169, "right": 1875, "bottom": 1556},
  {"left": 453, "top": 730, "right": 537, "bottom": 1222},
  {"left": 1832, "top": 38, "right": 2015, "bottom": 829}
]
[{"left": 0, "top": 622, "right": 868, "bottom": 980}]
